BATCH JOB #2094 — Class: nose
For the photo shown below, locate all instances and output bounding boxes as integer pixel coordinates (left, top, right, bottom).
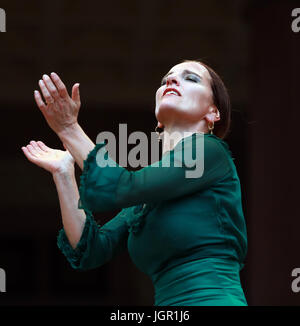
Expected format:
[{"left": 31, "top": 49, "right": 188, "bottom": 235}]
[{"left": 166, "top": 74, "right": 179, "bottom": 87}]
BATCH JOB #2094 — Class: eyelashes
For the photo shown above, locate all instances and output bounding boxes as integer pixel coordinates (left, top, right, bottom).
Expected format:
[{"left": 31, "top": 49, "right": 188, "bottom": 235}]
[
  {"left": 160, "top": 76, "right": 198, "bottom": 86},
  {"left": 186, "top": 76, "right": 198, "bottom": 82}
]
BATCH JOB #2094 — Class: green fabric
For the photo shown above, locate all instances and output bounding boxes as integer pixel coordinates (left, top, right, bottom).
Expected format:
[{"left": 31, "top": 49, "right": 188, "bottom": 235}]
[{"left": 57, "top": 133, "right": 248, "bottom": 306}]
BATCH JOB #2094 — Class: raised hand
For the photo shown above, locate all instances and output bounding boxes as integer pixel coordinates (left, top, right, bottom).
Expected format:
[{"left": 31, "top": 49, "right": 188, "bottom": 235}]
[
  {"left": 34, "top": 72, "right": 81, "bottom": 136},
  {"left": 21, "top": 140, "right": 75, "bottom": 175}
]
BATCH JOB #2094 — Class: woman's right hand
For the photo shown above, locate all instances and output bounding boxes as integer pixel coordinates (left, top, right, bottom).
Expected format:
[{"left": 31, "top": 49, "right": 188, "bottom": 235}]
[
  {"left": 34, "top": 72, "right": 81, "bottom": 137},
  {"left": 21, "top": 140, "right": 75, "bottom": 175}
]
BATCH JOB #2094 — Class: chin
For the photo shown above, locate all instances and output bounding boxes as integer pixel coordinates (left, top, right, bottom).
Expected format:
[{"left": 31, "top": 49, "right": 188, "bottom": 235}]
[{"left": 155, "top": 103, "right": 181, "bottom": 123}]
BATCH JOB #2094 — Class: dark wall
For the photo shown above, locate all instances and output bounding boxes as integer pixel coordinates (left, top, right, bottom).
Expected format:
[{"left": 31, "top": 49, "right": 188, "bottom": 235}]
[
  {"left": 0, "top": 0, "right": 299, "bottom": 306},
  {"left": 245, "top": 0, "right": 300, "bottom": 305}
]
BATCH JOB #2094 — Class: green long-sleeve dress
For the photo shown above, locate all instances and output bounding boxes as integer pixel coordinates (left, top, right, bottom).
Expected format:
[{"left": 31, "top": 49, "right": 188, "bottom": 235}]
[{"left": 57, "top": 132, "right": 248, "bottom": 306}]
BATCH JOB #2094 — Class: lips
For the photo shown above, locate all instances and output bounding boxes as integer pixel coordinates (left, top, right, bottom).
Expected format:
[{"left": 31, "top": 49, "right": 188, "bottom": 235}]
[{"left": 163, "top": 88, "right": 181, "bottom": 97}]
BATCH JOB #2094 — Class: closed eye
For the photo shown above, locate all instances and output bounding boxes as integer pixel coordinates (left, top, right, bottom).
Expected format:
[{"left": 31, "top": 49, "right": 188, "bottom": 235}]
[
  {"left": 160, "top": 72, "right": 200, "bottom": 86},
  {"left": 186, "top": 75, "right": 199, "bottom": 82},
  {"left": 161, "top": 76, "right": 197, "bottom": 86}
]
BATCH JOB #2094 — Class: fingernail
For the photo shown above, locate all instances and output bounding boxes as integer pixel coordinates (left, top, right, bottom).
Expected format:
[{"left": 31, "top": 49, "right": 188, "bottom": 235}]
[{"left": 43, "top": 74, "right": 48, "bottom": 79}]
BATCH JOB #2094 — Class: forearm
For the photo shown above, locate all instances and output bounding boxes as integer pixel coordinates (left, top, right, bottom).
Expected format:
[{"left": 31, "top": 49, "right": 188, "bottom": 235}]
[
  {"left": 53, "top": 168, "right": 86, "bottom": 249},
  {"left": 58, "top": 123, "right": 95, "bottom": 170}
]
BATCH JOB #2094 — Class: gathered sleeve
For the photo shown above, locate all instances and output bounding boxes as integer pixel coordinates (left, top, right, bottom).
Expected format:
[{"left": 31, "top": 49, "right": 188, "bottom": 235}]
[
  {"left": 79, "top": 133, "right": 232, "bottom": 213},
  {"left": 57, "top": 208, "right": 129, "bottom": 270}
]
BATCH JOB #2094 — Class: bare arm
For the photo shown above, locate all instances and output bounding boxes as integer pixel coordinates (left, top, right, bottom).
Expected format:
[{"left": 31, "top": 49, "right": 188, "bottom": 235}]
[
  {"left": 53, "top": 169, "right": 86, "bottom": 249},
  {"left": 58, "top": 123, "right": 95, "bottom": 170},
  {"left": 22, "top": 140, "right": 130, "bottom": 271},
  {"left": 22, "top": 141, "right": 86, "bottom": 248}
]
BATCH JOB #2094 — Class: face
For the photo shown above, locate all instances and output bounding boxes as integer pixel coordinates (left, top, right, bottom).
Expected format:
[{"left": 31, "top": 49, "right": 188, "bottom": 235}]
[{"left": 155, "top": 61, "right": 216, "bottom": 128}]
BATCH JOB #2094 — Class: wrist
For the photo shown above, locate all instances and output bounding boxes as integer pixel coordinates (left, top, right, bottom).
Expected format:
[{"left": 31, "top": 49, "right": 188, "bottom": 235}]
[
  {"left": 57, "top": 122, "right": 81, "bottom": 141},
  {"left": 52, "top": 166, "right": 75, "bottom": 181}
]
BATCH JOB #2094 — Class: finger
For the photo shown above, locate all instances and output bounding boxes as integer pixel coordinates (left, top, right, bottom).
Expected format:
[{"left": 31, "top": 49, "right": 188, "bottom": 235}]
[
  {"left": 39, "top": 79, "right": 54, "bottom": 105},
  {"left": 34, "top": 90, "right": 47, "bottom": 112},
  {"left": 37, "top": 141, "right": 51, "bottom": 152},
  {"left": 30, "top": 140, "right": 43, "bottom": 154},
  {"left": 71, "top": 83, "right": 80, "bottom": 104},
  {"left": 27, "top": 144, "right": 40, "bottom": 157},
  {"left": 50, "top": 72, "right": 69, "bottom": 98},
  {"left": 42, "top": 74, "right": 60, "bottom": 100},
  {"left": 22, "top": 147, "right": 44, "bottom": 169},
  {"left": 22, "top": 146, "right": 39, "bottom": 163}
]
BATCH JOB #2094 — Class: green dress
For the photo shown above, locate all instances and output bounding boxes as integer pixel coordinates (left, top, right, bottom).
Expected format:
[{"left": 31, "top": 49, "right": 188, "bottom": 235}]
[{"left": 57, "top": 132, "right": 248, "bottom": 306}]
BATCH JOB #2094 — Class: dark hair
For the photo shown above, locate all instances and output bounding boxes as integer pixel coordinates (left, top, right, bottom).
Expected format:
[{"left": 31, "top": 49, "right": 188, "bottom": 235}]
[{"left": 181, "top": 59, "right": 231, "bottom": 140}]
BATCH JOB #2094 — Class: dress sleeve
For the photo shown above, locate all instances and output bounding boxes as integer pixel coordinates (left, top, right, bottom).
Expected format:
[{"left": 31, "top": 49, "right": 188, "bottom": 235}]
[
  {"left": 57, "top": 207, "right": 129, "bottom": 270},
  {"left": 79, "top": 133, "right": 232, "bottom": 213}
]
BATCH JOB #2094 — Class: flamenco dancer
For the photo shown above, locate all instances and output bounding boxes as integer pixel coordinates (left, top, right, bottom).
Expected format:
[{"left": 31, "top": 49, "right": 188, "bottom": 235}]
[{"left": 22, "top": 59, "right": 247, "bottom": 306}]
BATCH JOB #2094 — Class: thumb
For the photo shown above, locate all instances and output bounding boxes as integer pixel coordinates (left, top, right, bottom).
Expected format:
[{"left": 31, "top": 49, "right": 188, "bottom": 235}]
[{"left": 72, "top": 83, "right": 80, "bottom": 104}]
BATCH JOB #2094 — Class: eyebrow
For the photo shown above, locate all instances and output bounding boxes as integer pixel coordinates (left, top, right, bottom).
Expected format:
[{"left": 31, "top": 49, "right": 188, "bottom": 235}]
[{"left": 161, "top": 69, "right": 202, "bottom": 83}]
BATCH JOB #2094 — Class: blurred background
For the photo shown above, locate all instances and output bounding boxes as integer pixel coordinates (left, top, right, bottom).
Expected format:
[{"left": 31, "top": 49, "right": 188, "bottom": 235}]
[{"left": 0, "top": 0, "right": 299, "bottom": 306}]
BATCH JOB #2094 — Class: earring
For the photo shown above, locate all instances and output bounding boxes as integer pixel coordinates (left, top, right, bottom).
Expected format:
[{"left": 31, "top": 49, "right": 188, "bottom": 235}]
[
  {"left": 155, "top": 126, "right": 163, "bottom": 142},
  {"left": 208, "top": 121, "right": 214, "bottom": 134}
]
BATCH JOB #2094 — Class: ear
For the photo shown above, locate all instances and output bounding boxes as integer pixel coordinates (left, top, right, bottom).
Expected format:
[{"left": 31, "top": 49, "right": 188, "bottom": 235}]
[
  {"left": 214, "top": 109, "right": 221, "bottom": 122},
  {"left": 210, "top": 106, "right": 220, "bottom": 122}
]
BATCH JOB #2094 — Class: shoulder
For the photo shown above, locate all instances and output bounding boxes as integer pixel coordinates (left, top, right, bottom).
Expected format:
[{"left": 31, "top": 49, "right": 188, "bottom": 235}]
[
  {"left": 174, "top": 133, "right": 233, "bottom": 177},
  {"left": 174, "top": 133, "right": 232, "bottom": 160}
]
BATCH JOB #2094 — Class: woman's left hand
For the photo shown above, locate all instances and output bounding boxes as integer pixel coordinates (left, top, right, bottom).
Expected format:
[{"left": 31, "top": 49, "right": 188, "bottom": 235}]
[{"left": 34, "top": 72, "right": 81, "bottom": 136}]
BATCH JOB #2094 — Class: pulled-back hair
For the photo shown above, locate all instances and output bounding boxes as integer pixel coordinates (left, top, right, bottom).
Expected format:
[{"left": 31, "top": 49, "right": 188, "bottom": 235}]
[{"left": 182, "top": 59, "right": 231, "bottom": 140}]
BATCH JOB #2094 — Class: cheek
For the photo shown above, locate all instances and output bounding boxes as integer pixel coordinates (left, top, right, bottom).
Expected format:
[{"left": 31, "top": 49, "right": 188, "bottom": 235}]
[
  {"left": 192, "top": 87, "right": 211, "bottom": 107},
  {"left": 155, "top": 88, "right": 163, "bottom": 104}
]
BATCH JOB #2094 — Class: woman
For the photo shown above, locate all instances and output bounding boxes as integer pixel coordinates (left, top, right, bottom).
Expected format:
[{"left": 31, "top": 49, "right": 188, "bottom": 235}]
[{"left": 22, "top": 59, "right": 248, "bottom": 306}]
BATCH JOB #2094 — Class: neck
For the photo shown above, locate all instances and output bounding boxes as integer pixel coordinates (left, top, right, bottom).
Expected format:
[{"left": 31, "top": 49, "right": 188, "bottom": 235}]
[{"left": 161, "top": 123, "right": 209, "bottom": 155}]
